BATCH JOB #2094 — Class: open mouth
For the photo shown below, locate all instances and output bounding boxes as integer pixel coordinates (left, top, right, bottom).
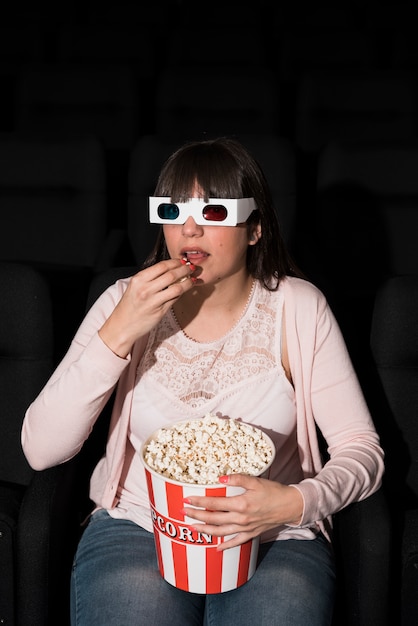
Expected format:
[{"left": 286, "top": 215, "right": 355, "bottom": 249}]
[{"left": 182, "top": 251, "right": 208, "bottom": 264}]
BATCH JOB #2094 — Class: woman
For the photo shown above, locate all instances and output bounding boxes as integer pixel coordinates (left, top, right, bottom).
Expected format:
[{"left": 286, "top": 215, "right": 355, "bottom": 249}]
[{"left": 22, "top": 137, "right": 384, "bottom": 625}]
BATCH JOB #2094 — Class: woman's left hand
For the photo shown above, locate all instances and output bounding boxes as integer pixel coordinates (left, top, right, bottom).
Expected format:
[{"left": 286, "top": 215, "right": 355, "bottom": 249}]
[{"left": 181, "top": 474, "right": 304, "bottom": 550}]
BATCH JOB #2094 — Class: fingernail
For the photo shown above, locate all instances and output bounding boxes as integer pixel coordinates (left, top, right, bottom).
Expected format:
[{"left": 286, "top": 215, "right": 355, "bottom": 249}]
[
  {"left": 180, "top": 258, "right": 187, "bottom": 265},
  {"left": 188, "top": 263, "right": 196, "bottom": 271},
  {"left": 183, "top": 497, "right": 192, "bottom": 504},
  {"left": 219, "top": 475, "right": 229, "bottom": 484}
]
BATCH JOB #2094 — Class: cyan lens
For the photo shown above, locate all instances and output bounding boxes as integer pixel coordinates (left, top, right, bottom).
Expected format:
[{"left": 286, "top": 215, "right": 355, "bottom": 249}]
[
  {"left": 157, "top": 203, "right": 180, "bottom": 220},
  {"left": 202, "top": 205, "right": 228, "bottom": 221}
]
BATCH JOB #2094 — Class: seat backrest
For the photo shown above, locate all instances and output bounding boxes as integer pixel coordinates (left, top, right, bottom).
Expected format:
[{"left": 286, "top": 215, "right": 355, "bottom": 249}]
[
  {"left": 316, "top": 140, "right": 418, "bottom": 279},
  {"left": 0, "top": 131, "right": 115, "bottom": 361},
  {"left": 370, "top": 275, "right": 418, "bottom": 507},
  {"left": 0, "top": 262, "right": 54, "bottom": 487},
  {"left": 14, "top": 62, "right": 140, "bottom": 151},
  {"left": 0, "top": 132, "right": 107, "bottom": 269},
  {"left": 295, "top": 68, "right": 418, "bottom": 153},
  {"left": 305, "top": 140, "right": 418, "bottom": 385}
]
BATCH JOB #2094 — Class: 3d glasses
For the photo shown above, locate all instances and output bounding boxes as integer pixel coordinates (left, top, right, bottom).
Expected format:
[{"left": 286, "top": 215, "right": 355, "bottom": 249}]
[{"left": 149, "top": 197, "right": 257, "bottom": 226}]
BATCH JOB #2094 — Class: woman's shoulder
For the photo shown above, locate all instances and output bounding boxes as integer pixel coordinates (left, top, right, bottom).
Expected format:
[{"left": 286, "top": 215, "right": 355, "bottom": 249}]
[
  {"left": 280, "top": 276, "right": 332, "bottom": 332},
  {"left": 255, "top": 276, "right": 327, "bottom": 311},
  {"left": 281, "top": 275, "right": 326, "bottom": 305}
]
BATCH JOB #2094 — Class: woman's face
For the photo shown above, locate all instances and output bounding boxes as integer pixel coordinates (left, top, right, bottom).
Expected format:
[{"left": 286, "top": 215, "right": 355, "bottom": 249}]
[{"left": 162, "top": 189, "right": 261, "bottom": 285}]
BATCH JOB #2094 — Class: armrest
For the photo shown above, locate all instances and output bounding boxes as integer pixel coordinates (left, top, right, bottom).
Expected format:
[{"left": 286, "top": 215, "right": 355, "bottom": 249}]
[
  {"left": 16, "top": 461, "right": 80, "bottom": 626},
  {"left": 332, "top": 488, "right": 392, "bottom": 626},
  {"left": 401, "top": 508, "right": 418, "bottom": 626}
]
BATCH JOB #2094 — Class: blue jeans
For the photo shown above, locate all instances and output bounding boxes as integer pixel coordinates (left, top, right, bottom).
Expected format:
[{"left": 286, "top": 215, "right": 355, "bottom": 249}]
[{"left": 71, "top": 510, "right": 336, "bottom": 626}]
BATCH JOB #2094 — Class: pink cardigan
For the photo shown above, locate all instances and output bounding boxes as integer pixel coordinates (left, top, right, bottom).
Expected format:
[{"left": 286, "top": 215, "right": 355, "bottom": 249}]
[{"left": 22, "top": 276, "right": 384, "bottom": 537}]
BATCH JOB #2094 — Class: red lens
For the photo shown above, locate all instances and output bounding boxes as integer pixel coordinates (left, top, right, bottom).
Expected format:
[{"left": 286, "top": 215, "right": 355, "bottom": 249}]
[{"left": 202, "top": 205, "right": 228, "bottom": 221}]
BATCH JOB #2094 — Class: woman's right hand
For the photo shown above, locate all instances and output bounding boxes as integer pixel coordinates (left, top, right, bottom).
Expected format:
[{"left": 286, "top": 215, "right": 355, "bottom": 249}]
[{"left": 98, "top": 259, "right": 196, "bottom": 358}]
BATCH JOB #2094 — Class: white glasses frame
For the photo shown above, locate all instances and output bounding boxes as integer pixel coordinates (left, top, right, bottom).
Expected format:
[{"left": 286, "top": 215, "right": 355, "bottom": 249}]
[{"left": 149, "top": 197, "right": 257, "bottom": 226}]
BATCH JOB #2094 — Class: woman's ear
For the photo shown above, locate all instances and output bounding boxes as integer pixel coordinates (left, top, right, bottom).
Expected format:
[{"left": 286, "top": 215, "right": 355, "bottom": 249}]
[{"left": 248, "top": 223, "right": 262, "bottom": 246}]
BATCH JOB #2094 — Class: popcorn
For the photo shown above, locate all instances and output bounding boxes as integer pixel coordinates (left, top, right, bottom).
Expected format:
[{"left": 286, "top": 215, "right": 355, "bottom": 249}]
[{"left": 143, "top": 414, "right": 274, "bottom": 484}]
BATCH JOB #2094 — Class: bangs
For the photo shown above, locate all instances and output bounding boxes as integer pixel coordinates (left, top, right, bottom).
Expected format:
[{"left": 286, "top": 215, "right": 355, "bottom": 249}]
[{"left": 154, "top": 139, "right": 246, "bottom": 201}]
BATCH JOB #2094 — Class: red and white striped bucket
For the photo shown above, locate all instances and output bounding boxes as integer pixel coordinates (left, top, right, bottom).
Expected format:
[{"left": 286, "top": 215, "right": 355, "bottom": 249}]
[{"left": 143, "top": 466, "right": 260, "bottom": 593}]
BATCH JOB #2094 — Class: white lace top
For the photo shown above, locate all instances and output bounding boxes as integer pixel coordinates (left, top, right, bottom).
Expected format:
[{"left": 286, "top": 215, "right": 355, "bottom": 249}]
[{"left": 109, "top": 280, "right": 316, "bottom": 541}]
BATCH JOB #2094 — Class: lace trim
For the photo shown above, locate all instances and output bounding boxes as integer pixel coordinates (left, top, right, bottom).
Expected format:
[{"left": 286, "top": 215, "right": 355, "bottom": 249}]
[{"left": 138, "top": 282, "right": 282, "bottom": 407}]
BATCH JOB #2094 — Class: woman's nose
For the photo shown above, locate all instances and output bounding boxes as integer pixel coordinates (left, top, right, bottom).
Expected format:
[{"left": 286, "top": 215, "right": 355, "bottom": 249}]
[{"left": 181, "top": 216, "right": 203, "bottom": 236}]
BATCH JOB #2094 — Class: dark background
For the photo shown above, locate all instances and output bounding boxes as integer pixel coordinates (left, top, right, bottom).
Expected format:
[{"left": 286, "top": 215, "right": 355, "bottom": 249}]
[
  {"left": 1, "top": 2, "right": 418, "bottom": 623},
  {"left": 2, "top": 0, "right": 418, "bottom": 368},
  {"left": 2, "top": 0, "right": 418, "bottom": 444}
]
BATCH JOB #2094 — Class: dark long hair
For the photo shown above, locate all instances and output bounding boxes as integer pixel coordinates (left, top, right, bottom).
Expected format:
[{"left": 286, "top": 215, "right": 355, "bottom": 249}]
[{"left": 142, "top": 137, "right": 304, "bottom": 290}]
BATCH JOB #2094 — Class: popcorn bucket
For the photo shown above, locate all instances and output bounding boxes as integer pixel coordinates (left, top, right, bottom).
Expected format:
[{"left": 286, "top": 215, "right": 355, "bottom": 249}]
[{"left": 141, "top": 418, "right": 275, "bottom": 594}]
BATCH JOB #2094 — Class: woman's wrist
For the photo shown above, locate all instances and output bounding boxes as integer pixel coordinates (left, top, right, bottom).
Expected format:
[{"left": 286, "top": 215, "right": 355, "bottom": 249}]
[
  {"left": 98, "top": 323, "right": 133, "bottom": 359},
  {"left": 285, "top": 485, "right": 305, "bottom": 527}
]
